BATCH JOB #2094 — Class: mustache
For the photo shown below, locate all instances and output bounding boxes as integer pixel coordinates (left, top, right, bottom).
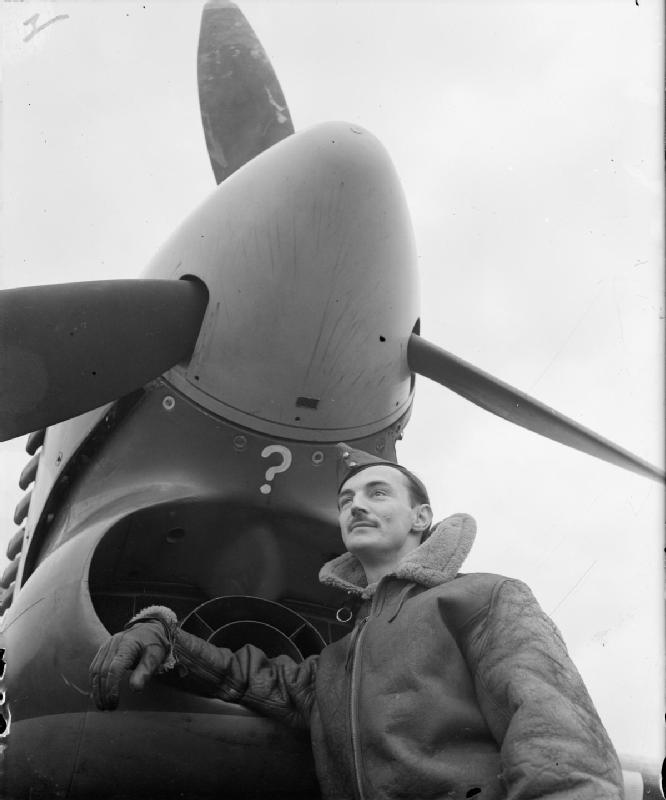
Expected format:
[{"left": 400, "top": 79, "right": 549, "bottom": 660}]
[{"left": 349, "top": 516, "right": 377, "bottom": 530}]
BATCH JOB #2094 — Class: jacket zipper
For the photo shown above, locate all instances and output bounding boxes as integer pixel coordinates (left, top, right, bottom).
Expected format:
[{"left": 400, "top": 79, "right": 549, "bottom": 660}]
[{"left": 348, "top": 614, "right": 369, "bottom": 800}]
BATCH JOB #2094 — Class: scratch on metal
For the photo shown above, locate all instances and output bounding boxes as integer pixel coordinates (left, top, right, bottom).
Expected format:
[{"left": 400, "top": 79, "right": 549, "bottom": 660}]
[{"left": 23, "top": 13, "right": 69, "bottom": 43}]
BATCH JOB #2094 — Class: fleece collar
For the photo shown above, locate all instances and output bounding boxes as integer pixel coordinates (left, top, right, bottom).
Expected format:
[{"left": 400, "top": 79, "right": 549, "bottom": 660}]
[{"left": 318, "top": 513, "right": 476, "bottom": 599}]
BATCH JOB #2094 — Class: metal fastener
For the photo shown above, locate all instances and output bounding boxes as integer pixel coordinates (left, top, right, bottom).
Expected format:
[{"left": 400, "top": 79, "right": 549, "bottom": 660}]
[{"left": 336, "top": 607, "right": 353, "bottom": 623}]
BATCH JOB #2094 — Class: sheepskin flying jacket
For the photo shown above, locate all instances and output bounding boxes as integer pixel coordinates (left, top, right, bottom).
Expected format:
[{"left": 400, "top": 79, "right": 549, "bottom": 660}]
[{"left": 170, "top": 514, "right": 624, "bottom": 800}]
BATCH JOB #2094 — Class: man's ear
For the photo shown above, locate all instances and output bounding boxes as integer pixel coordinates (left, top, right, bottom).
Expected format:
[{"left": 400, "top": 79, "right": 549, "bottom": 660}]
[{"left": 412, "top": 503, "right": 433, "bottom": 533}]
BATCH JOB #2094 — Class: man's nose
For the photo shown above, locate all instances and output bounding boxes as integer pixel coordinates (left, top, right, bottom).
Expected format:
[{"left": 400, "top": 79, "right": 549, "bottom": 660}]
[{"left": 350, "top": 495, "right": 368, "bottom": 515}]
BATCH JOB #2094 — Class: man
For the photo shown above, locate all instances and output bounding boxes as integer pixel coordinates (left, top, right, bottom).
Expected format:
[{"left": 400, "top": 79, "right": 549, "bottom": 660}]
[{"left": 90, "top": 443, "right": 624, "bottom": 799}]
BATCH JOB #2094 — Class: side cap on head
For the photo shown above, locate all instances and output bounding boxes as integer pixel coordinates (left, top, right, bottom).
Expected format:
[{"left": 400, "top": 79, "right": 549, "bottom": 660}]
[{"left": 336, "top": 442, "right": 430, "bottom": 504}]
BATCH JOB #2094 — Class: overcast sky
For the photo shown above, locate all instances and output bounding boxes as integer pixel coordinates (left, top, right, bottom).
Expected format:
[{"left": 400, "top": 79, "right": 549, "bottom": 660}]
[{"left": 2, "top": 0, "right": 664, "bottom": 762}]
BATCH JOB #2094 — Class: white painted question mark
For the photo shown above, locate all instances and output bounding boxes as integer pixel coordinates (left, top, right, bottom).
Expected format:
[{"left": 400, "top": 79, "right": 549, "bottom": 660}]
[{"left": 260, "top": 445, "right": 293, "bottom": 494}]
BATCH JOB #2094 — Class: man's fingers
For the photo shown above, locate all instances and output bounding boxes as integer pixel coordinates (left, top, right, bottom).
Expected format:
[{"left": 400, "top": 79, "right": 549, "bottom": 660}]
[
  {"left": 90, "top": 636, "right": 123, "bottom": 710},
  {"left": 90, "top": 671, "right": 103, "bottom": 710},
  {"left": 102, "top": 639, "right": 143, "bottom": 709},
  {"left": 128, "top": 643, "right": 167, "bottom": 692},
  {"left": 89, "top": 639, "right": 109, "bottom": 679}
]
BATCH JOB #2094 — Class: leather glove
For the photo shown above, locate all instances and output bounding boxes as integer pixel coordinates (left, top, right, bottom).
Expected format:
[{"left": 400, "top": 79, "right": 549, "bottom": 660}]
[{"left": 89, "top": 620, "right": 170, "bottom": 710}]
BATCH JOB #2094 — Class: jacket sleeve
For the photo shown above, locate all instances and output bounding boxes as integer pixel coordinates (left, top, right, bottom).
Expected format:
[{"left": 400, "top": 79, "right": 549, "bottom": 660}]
[
  {"left": 462, "top": 578, "right": 624, "bottom": 799},
  {"left": 170, "top": 628, "right": 318, "bottom": 730}
]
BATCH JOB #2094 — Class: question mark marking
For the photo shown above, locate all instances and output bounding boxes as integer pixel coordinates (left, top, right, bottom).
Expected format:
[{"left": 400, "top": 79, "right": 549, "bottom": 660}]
[{"left": 260, "top": 445, "right": 293, "bottom": 494}]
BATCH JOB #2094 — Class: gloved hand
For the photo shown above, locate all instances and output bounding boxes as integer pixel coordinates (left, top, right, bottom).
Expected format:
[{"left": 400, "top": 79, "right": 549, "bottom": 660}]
[{"left": 89, "top": 620, "right": 170, "bottom": 710}]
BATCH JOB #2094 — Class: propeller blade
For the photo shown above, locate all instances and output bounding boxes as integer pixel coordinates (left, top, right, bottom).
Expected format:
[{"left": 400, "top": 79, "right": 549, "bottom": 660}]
[
  {"left": 407, "top": 334, "right": 664, "bottom": 483},
  {"left": 0, "top": 279, "right": 208, "bottom": 441},
  {"left": 198, "top": 0, "right": 295, "bottom": 184}
]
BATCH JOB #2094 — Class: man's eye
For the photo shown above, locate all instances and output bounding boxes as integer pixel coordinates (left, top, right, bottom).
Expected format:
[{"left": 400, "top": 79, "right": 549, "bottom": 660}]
[
  {"left": 373, "top": 489, "right": 387, "bottom": 497},
  {"left": 338, "top": 497, "right": 351, "bottom": 509}
]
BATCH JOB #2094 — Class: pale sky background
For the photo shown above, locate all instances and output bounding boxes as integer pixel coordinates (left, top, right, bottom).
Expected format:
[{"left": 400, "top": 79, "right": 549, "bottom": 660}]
[{"left": 1, "top": 0, "right": 664, "bottom": 763}]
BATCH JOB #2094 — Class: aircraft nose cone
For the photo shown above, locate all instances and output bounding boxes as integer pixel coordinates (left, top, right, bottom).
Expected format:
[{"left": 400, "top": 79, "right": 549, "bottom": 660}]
[{"left": 145, "top": 121, "right": 419, "bottom": 441}]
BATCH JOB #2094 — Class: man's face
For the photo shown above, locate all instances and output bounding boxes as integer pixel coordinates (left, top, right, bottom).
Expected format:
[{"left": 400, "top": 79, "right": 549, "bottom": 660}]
[{"left": 337, "top": 465, "right": 428, "bottom": 563}]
